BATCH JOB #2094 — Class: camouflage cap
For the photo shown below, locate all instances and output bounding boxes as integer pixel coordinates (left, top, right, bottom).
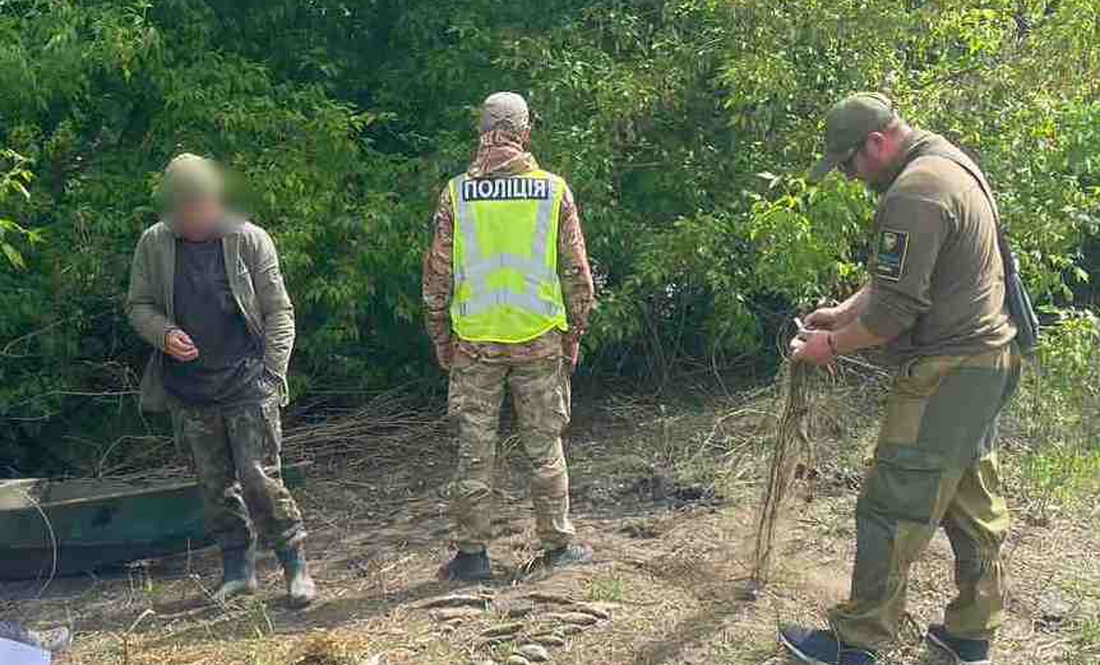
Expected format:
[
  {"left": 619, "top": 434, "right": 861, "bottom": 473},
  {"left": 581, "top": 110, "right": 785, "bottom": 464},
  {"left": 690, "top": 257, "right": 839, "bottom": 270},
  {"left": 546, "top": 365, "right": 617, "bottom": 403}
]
[
  {"left": 479, "top": 92, "right": 530, "bottom": 135},
  {"left": 809, "top": 92, "right": 898, "bottom": 181},
  {"left": 163, "top": 153, "right": 223, "bottom": 203}
]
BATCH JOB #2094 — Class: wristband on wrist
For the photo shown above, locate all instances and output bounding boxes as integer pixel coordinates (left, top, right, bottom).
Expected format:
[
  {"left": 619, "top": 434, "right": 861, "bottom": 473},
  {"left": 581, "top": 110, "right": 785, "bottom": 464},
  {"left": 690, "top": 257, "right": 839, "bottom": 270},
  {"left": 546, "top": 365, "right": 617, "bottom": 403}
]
[{"left": 827, "top": 333, "right": 839, "bottom": 356}]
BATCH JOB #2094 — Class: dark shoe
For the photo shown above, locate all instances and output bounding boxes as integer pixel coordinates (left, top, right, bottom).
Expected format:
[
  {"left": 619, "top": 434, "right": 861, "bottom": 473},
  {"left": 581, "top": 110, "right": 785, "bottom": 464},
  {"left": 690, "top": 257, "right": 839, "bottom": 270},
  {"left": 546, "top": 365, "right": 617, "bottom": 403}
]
[
  {"left": 927, "top": 624, "right": 991, "bottom": 665},
  {"left": 276, "top": 543, "right": 317, "bottom": 608},
  {"left": 441, "top": 550, "right": 492, "bottom": 581},
  {"left": 213, "top": 546, "right": 258, "bottom": 603},
  {"left": 779, "top": 625, "right": 877, "bottom": 665},
  {"left": 543, "top": 543, "right": 594, "bottom": 568}
]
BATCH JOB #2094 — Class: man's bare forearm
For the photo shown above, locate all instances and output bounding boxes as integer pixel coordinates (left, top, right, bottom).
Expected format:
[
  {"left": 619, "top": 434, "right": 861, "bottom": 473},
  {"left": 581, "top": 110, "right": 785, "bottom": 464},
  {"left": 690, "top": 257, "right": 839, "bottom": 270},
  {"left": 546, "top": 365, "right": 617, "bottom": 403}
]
[
  {"left": 834, "top": 283, "right": 872, "bottom": 327},
  {"left": 830, "top": 318, "right": 888, "bottom": 356}
]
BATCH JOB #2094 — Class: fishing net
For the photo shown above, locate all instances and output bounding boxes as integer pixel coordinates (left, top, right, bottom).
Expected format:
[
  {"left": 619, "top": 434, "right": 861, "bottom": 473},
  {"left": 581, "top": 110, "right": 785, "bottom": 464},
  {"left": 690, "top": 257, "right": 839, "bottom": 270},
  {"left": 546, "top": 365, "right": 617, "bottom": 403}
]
[{"left": 750, "top": 359, "right": 826, "bottom": 590}]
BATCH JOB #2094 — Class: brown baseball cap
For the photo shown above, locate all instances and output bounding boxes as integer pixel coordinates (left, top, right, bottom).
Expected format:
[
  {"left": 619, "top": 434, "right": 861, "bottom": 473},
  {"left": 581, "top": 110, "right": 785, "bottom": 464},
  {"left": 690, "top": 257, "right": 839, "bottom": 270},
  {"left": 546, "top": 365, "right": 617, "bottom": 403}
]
[
  {"left": 479, "top": 92, "right": 530, "bottom": 134},
  {"left": 809, "top": 92, "right": 898, "bottom": 181}
]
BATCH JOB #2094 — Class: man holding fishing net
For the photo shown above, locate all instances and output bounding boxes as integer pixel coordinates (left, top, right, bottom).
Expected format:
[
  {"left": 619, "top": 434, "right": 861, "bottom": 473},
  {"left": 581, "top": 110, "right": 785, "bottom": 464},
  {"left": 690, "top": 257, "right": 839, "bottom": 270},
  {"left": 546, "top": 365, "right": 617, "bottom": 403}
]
[
  {"left": 779, "top": 93, "right": 1022, "bottom": 665},
  {"left": 422, "top": 92, "right": 597, "bottom": 580}
]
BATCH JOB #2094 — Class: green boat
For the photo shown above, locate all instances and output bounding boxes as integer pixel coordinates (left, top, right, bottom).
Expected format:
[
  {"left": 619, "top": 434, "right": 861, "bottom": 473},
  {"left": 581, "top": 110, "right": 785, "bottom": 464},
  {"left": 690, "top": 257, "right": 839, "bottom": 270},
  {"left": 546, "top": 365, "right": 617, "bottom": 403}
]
[{"left": 0, "top": 463, "right": 310, "bottom": 581}]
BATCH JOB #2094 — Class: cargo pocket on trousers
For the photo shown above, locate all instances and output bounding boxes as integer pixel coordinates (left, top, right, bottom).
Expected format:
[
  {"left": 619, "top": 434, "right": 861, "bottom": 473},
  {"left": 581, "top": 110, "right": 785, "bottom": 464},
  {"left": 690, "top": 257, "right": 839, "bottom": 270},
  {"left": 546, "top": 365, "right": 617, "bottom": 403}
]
[
  {"left": 880, "top": 355, "right": 962, "bottom": 447},
  {"left": 862, "top": 444, "right": 947, "bottom": 525},
  {"left": 169, "top": 409, "right": 197, "bottom": 472},
  {"left": 556, "top": 359, "right": 571, "bottom": 427},
  {"left": 447, "top": 368, "right": 464, "bottom": 421},
  {"left": 258, "top": 398, "right": 284, "bottom": 468}
]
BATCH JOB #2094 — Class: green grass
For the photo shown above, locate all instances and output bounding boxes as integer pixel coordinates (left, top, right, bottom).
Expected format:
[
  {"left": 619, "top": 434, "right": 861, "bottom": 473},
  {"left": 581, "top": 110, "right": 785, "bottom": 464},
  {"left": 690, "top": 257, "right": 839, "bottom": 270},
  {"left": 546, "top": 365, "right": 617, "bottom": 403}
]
[
  {"left": 1014, "top": 440, "right": 1100, "bottom": 513},
  {"left": 1067, "top": 617, "right": 1100, "bottom": 665},
  {"left": 586, "top": 572, "right": 630, "bottom": 603},
  {"left": 1008, "top": 315, "right": 1100, "bottom": 510}
]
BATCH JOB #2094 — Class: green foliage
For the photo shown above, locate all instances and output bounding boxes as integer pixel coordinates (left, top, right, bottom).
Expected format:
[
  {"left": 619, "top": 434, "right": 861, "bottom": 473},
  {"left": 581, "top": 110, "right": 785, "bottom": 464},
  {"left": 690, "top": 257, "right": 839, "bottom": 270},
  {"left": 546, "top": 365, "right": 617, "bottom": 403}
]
[
  {"left": 0, "top": 149, "right": 38, "bottom": 270},
  {"left": 0, "top": 0, "right": 1098, "bottom": 474},
  {"left": 1012, "top": 311, "right": 1100, "bottom": 510},
  {"left": 1071, "top": 616, "right": 1100, "bottom": 665}
]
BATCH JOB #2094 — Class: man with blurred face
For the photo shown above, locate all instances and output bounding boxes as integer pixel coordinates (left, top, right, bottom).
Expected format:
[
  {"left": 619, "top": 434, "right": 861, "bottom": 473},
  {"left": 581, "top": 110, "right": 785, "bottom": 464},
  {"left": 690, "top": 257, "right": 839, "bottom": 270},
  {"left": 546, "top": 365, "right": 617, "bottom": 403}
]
[
  {"left": 779, "top": 94, "right": 1020, "bottom": 665},
  {"left": 422, "top": 92, "right": 597, "bottom": 580},
  {"left": 126, "top": 154, "right": 315, "bottom": 607}
]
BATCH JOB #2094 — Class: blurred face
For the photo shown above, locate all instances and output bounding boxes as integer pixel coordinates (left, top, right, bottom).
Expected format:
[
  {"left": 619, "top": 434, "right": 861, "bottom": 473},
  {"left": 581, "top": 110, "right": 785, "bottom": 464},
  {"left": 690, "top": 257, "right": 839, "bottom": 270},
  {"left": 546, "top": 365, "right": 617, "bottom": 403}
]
[{"left": 173, "top": 195, "right": 224, "bottom": 241}]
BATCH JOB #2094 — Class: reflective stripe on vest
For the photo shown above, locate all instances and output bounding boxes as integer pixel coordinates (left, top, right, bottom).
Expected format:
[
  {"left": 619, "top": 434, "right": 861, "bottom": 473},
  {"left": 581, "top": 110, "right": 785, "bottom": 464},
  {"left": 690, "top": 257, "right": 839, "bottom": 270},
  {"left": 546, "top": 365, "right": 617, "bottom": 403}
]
[{"left": 449, "top": 170, "right": 568, "bottom": 343}]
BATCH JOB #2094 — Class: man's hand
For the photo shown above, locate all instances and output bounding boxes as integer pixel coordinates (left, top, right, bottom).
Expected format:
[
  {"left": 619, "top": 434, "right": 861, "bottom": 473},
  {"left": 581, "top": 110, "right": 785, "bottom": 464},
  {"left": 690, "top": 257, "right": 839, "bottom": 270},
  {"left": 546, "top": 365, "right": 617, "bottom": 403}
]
[
  {"left": 434, "top": 341, "right": 453, "bottom": 371},
  {"left": 790, "top": 330, "right": 835, "bottom": 366},
  {"left": 803, "top": 306, "right": 843, "bottom": 331},
  {"left": 165, "top": 329, "right": 199, "bottom": 362}
]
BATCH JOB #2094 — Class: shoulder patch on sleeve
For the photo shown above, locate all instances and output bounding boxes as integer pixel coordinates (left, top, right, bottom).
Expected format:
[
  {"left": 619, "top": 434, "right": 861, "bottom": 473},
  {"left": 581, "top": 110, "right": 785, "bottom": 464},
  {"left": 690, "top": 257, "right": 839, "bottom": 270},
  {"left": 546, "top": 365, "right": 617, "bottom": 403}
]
[{"left": 874, "top": 229, "right": 909, "bottom": 282}]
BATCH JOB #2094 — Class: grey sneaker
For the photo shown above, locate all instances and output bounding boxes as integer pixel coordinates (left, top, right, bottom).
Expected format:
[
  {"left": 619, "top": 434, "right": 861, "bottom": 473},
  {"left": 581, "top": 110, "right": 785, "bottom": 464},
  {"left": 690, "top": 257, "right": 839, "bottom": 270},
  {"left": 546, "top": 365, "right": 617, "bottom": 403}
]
[
  {"left": 28, "top": 627, "right": 72, "bottom": 653},
  {"left": 543, "top": 543, "right": 594, "bottom": 568}
]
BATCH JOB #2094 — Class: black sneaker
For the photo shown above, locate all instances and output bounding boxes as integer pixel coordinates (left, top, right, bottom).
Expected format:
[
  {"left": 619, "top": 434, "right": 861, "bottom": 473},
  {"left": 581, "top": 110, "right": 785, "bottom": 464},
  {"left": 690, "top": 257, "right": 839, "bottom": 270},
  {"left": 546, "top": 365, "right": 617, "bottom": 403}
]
[
  {"left": 927, "top": 624, "right": 991, "bottom": 665},
  {"left": 543, "top": 543, "right": 594, "bottom": 568},
  {"left": 779, "top": 625, "right": 877, "bottom": 665},
  {"left": 441, "top": 550, "right": 492, "bottom": 581}
]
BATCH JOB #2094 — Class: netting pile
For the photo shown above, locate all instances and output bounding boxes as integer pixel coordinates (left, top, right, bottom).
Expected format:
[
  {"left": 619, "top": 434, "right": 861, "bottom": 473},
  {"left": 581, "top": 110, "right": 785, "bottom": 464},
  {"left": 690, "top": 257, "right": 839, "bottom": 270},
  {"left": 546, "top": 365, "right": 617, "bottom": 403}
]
[{"left": 750, "top": 360, "right": 823, "bottom": 588}]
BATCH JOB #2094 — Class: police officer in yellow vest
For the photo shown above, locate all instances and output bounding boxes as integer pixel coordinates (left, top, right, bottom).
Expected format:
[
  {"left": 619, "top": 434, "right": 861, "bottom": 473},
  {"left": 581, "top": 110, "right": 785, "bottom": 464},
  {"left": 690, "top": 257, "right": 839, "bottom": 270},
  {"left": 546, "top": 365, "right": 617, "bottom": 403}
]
[{"left": 422, "top": 92, "right": 597, "bottom": 580}]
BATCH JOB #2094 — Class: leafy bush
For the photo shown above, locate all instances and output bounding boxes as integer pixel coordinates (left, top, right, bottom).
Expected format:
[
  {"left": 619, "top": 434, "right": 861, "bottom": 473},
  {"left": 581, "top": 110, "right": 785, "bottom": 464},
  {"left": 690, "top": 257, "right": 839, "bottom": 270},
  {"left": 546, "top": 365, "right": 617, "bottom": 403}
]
[
  {"left": 1011, "top": 311, "right": 1100, "bottom": 512},
  {"left": 0, "top": 0, "right": 1098, "bottom": 474},
  {"left": 0, "top": 149, "right": 37, "bottom": 269}
]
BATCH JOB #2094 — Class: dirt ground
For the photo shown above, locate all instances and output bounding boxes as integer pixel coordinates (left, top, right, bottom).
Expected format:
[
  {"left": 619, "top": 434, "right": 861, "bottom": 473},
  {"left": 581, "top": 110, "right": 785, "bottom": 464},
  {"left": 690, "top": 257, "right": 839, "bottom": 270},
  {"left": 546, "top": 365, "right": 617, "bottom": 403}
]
[{"left": 4, "top": 380, "right": 1098, "bottom": 665}]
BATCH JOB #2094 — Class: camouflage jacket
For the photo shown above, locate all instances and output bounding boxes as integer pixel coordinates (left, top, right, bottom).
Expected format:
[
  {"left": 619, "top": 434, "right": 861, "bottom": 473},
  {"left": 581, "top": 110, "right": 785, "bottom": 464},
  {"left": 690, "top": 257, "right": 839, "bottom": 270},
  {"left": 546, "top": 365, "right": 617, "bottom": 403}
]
[
  {"left": 422, "top": 130, "right": 596, "bottom": 363},
  {"left": 126, "top": 217, "right": 295, "bottom": 412}
]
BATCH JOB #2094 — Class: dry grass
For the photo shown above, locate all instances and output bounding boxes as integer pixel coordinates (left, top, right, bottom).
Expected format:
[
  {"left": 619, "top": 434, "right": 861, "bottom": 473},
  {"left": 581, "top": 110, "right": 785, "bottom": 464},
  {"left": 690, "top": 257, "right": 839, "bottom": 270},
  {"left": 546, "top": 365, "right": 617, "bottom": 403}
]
[
  {"left": 7, "top": 375, "right": 1099, "bottom": 665},
  {"left": 100, "top": 388, "right": 446, "bottom": 484}
]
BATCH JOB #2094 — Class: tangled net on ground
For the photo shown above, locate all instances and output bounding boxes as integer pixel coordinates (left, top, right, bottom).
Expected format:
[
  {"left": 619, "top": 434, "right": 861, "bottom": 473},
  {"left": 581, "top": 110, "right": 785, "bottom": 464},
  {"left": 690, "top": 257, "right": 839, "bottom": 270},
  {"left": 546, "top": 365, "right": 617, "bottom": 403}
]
[{"left": 750, "top": 359, "right": 827, "bottom": 590}]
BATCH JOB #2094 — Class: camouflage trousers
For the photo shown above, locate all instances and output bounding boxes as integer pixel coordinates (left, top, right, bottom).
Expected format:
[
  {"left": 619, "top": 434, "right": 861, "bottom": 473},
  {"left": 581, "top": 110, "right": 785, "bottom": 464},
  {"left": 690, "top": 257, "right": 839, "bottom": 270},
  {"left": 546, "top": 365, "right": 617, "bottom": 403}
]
[
  {"left": 170, "top": 394, "right": 306, "bottom": 552},
  {"left": 448, "top": 355, "right": 575, "bottom": 554},
  {"left": 831, "top": 344, "right": 1021, "bottom": 648}
]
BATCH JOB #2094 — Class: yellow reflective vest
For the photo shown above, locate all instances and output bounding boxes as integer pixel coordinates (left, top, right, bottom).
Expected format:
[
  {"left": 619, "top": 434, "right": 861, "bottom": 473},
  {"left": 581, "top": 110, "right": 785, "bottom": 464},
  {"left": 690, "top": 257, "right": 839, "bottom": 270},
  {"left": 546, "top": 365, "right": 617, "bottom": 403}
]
[{"left": 449, "top": 169, "right": 569, "bottom": 343}]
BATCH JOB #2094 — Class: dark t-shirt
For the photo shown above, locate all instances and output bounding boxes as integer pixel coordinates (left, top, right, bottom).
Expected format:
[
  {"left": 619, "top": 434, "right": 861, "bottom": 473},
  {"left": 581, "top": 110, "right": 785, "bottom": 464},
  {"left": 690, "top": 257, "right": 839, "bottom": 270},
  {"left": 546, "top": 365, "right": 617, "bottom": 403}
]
[{"left": 163, "top": 238, "right": 268, "bottom": 406}]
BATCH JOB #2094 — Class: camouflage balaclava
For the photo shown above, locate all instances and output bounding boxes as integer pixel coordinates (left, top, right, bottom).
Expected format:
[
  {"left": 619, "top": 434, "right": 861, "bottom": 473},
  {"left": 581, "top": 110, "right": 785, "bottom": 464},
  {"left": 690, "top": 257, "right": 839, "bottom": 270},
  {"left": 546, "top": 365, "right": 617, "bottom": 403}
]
[
  {"left": 479, "top": 92, "right": 530, "bottom": 135},
  {"left": 469, "top": 93, "right": 537, "bottom": 178}
]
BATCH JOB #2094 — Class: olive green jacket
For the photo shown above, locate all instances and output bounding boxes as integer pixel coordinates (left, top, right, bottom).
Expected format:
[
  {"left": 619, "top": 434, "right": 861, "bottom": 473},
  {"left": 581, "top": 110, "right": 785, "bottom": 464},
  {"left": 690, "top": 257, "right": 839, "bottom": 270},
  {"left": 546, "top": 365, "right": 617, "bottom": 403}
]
[
  {"left": 859, "top": 131, "right": 1015, "bottom": 363},
  {"left": 126, "top": 217, "right": 295, "bottom": 412}
]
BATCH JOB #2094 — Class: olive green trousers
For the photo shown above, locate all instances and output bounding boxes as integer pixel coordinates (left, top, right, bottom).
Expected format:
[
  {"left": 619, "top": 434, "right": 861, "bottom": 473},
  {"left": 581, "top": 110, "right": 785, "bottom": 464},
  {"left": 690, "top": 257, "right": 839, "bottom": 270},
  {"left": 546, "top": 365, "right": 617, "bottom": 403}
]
[{"left": 830, "top": 344, "right": 1021, "bottom": 649}]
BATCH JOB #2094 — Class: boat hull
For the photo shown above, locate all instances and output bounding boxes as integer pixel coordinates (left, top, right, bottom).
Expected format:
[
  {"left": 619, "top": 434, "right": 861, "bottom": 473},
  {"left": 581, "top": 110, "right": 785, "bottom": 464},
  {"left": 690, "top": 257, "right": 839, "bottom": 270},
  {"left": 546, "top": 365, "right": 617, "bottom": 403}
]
[
  {"left": 0, "top": 463, "right": 309, "bottom": 580},
  {"left": 0, "top": 483, "right": 209, "bottom": 581}
]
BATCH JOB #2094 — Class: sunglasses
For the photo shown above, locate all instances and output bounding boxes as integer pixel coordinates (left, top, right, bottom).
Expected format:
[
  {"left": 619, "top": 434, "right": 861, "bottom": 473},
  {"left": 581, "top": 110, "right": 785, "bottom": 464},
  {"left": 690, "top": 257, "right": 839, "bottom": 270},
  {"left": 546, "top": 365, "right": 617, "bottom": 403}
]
[{"left": 839, "top": 137, "right": 869, "bottom": 176}]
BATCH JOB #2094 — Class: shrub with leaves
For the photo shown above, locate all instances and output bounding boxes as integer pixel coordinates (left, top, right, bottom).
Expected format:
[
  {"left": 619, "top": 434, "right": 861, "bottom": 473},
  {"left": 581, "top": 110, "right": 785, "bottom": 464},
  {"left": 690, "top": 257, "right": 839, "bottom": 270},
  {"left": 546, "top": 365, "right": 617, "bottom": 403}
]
[{"left": 0, "top": 0, "right": 1097, "bottom": 473}]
